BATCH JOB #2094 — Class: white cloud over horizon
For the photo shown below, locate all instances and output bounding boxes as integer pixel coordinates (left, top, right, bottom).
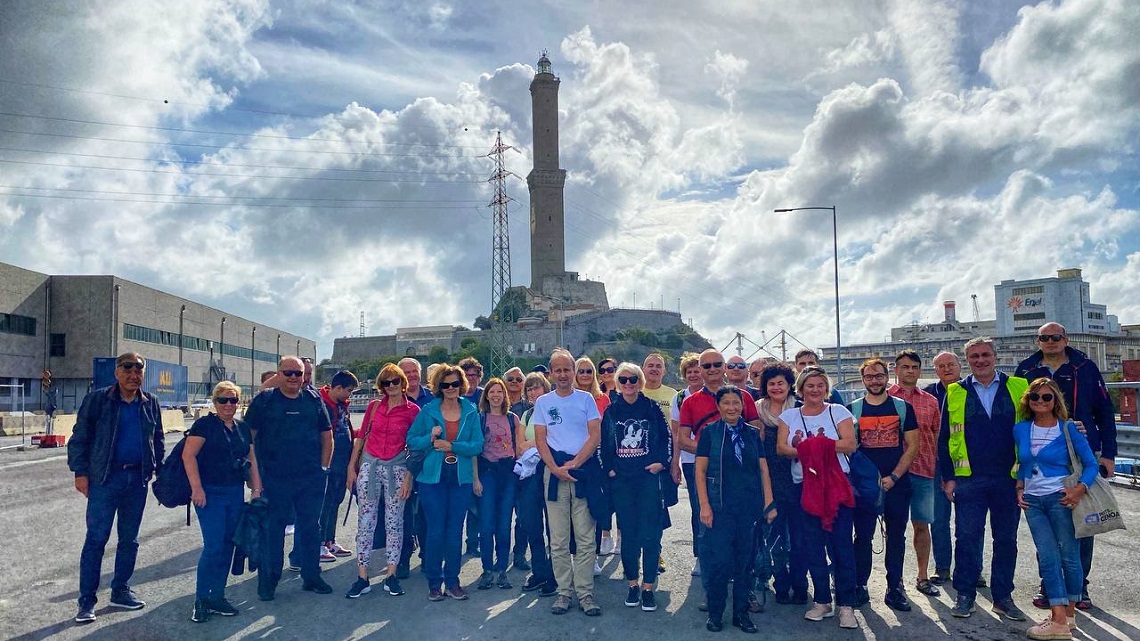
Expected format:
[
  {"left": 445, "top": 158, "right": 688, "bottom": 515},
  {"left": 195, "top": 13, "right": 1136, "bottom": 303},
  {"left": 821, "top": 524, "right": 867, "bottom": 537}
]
[{"left": 1, "top": 0, "right": 1137, "bottom": 363}]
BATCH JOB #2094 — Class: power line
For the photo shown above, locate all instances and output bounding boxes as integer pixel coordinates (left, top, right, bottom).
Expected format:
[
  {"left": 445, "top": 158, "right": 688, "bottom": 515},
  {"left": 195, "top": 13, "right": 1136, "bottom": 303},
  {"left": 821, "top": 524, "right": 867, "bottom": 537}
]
[
  {"left": 0, "top": 158, "right": 485, "bottom": 184},
  {"left": 0, "top": 127, "right": 480, "bottom": 159},
  {"left": 0, "top": 110, "right": 489, "bottom": 149},
  {"left": 0, "top": 191, "right": 484, "bottom": 210},
  {"left": 0, "top": 185, "right": 484, "bottom": 204}
]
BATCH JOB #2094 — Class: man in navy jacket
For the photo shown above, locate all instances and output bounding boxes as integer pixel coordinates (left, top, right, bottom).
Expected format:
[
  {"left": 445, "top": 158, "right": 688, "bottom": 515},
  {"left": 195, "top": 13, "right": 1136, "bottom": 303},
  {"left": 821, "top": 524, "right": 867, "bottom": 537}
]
[
  {"left": 1015, "top": 322, "right": 1117, "bottom": 610},
  {"left": 67, "top": 352, "right": 165, "bottom": 624}
]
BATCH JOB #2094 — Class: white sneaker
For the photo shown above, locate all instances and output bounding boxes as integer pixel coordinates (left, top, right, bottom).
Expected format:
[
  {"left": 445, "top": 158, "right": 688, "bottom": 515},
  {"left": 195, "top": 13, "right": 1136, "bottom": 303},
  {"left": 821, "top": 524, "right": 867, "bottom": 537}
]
[
  {"left": 593, "top": 560, "right": 602, "bottom": 576},
  {"left": 691, "top": 559, "right": 701, "bottom": 577},
  {"left": 599, "top": 533, "right": 615, "bottom": 556},
  {"left": 319, "top": 545, "right": 336, "bottom": 563}
]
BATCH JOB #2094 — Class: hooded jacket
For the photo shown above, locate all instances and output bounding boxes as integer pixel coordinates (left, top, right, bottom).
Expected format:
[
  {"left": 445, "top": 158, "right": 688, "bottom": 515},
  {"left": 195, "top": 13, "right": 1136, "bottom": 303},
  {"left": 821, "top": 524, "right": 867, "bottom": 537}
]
[
  {"left": 1015, "top": 346, "right": 1117, "bottom": 458},
  {"left": 598, "top": 392, "right": 671, "bottom": 479}
]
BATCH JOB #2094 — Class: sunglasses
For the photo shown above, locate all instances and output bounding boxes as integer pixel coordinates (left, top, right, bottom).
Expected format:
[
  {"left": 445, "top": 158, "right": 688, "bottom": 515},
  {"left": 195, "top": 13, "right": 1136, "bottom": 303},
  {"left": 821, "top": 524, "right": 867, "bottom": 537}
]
[
  {"left": 700, "top": 361, "right": 724, "bottom": 370},
  {"left": 438, "top": 380, "right": 463, "bottom": 390},
  {"left": 379, "top": 378, "right": 401, "bottom": 388},
  {"left": 725, "top": 363, "right": 747, "bottom": 370},
  {"left": 505, "top": 377, "right": 524, "bottom": 383},
  {"left": 214, "top": 397, "right": 239, "bottom": 405},
  {"left": 1037, "top": 334, "right": 1066, "bottom": 343},
  {"left": 118, "top": 362, "right": 144, "bottom": 371},
  {"left": 599, "top": 366, "right": 616, "bottom": 374},
  {"left": 1028, "top": 392, "right": 1055, "bottom": 402},
  {"left": 617, "top": 375, "right": 640, "bottom": 385},
  {"left": 577, "top": 369, "right": 594, "bottom": 375},
  {"left": 281, "top": 370, "right": 304, "bottom": 377},
  {"left": 749, "top": 371, "right": 763, "bottom": 377}
]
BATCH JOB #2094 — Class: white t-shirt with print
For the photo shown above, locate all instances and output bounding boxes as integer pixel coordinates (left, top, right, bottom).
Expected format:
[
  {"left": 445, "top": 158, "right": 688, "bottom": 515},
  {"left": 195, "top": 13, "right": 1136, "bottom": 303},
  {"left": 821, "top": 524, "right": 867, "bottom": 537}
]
[
  {"left": 533, "top": 388, "right": 601, "bottom": 455},
  {"left": 780, "top": 404, "right": 853, "bottom": 483}
]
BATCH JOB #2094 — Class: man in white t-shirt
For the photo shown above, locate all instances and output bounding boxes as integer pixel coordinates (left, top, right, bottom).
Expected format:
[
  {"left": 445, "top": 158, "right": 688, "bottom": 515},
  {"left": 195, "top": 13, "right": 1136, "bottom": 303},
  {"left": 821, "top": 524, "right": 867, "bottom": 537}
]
[{"left": 534, "top": 349, "right": 602, "bottom": 616}]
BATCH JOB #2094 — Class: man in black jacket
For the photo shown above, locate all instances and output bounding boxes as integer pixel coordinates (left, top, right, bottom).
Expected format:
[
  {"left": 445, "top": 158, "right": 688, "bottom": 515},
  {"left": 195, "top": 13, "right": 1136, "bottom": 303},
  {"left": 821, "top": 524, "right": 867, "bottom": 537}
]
[{"left": 67, "top": 352, "right": 165, "bottom": 624}]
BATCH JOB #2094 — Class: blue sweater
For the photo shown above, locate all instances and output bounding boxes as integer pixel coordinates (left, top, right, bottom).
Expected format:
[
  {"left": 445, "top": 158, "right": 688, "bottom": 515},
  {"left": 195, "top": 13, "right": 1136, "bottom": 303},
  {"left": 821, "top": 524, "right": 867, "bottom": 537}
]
[
  {"left": 1013, "top": 419, "right": 1098, "bottom": 489},
  {"left": 406, "top": 398, "right": 484, "bottom": 485}
]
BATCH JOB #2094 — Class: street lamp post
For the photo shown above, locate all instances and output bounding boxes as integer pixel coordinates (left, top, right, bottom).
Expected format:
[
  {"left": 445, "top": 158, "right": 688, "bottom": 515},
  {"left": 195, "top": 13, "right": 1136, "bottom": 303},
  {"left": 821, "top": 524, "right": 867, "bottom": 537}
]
[{"left": 774, "top": 205, "right": 842, "bottom": 386}]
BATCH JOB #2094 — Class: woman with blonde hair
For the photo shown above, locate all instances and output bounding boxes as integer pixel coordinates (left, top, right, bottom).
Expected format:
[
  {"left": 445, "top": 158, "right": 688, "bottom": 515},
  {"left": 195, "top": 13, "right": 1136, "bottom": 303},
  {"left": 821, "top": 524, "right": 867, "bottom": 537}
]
[
  {"left": 345, "top": 363, "right": 420, "bottom": 599},
  {"left": 183, "top": 381, "right": 261, "bottom": 622}
]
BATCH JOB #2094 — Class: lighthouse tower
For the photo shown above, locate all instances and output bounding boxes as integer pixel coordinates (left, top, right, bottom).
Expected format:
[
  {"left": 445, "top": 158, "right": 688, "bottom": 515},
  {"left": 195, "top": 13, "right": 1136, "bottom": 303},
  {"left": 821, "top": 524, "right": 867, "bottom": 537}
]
[{"left": 527, "top": 51, "right": 567, "bottom": 290}]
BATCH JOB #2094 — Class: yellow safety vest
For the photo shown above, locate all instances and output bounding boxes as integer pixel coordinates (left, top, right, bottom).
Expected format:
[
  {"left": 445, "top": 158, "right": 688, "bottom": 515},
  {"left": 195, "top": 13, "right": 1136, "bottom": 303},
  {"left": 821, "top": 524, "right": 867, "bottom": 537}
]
[{"left": 945, "top": 375, "right": 1028, "bottom": 477}]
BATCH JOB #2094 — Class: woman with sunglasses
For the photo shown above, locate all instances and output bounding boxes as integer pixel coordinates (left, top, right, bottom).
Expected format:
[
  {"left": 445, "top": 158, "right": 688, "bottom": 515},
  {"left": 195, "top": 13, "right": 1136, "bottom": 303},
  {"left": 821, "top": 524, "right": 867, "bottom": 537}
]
[
  {"left": 695, "top": 386, "right": 776, "bottom": 633},
  {"left": 516, "top": 372, "right": 558, "bottom": 595},
  {"left": 597, "top": 357, "right": 619, "bottom": 398},
  {"left": 1015, "top": 378, "right": 1098, "bottom": 640},
  {"left": 598, "top": 363, "right": 671, "bottom": 612},
  {"left": 183, "top": 381, "right": 262, "bottom": 622},
  {"left": 406, "top": 364, "right": 484, "bottom": 601},
  {"left": 345, "top": 364, "right": 420, "bottom": 599},
  {"left": 473, "top": 378, "right": 521, "bottom": 590}
]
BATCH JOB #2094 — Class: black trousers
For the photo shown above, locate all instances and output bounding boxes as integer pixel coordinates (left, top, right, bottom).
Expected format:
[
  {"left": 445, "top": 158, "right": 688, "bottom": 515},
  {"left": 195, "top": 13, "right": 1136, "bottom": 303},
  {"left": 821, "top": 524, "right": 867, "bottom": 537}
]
[
  {"left": 700, "top": 502, "right": 757, "bottom": 621},
  {"left": 261, "top": 473, "right": 326, "bottom": 590}
]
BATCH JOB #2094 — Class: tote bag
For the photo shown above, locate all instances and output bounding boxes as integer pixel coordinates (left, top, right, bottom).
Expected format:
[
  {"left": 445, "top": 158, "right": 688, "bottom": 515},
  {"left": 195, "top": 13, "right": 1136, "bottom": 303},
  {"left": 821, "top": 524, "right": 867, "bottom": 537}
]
[{"left": 1061, "top": 420, "right": 1125, "bottom": 538}]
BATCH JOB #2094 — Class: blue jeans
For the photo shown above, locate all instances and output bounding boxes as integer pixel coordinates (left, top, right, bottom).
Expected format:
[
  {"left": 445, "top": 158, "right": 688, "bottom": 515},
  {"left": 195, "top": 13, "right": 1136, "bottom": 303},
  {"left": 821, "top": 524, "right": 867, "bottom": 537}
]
[
  {"left": 419, "top": 471, "right": 472, "bottom": 589},
  {"left": 261, "top": 472, "right": 326, "bottom": 591},
  {"left": 951, "top": 475, "right": 1019, "bottom": 602},
  {"left": 1024, "top": 491, "right": 1084, "bottom": 606},
  {"left": 770, "top": 493, "right": 809, "bottom": 598},
  {"left": 517, "top": 470, "right": 554, "bottom": 583},
  {"left": 78, "top": 468, "right": 148, "bottom": 608},
  {"left": 194, "top": 485, "right": 245, "bottom": 600},
  {"left": 804, "top": 504, "right": 856, "bottom": 607},
  {"left": 478, "top": 458, "right": 517, "bottom": 573}
]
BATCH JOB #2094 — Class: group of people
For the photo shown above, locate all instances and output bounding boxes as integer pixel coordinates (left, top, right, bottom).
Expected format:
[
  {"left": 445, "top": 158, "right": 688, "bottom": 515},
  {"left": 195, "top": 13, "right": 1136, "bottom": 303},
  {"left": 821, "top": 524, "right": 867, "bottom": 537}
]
[{"left": 66, "top": 320, "right": 1119, "bottom": 640}]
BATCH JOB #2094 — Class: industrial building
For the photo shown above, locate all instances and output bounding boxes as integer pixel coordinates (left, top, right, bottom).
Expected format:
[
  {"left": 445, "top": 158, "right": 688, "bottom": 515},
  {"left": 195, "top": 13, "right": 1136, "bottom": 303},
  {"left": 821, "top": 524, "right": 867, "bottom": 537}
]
[{"left": 1, "top": 261, "right": 315, "bottom": 413}]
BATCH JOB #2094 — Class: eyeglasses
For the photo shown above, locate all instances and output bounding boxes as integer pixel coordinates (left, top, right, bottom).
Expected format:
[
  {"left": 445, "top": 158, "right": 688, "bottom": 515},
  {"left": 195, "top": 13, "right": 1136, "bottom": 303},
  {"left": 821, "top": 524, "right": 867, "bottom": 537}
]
[
  {"left": 599, "top": 366, "right": 616, "bottom": 374},
  {"left": 725, "top": 363, "right": 747, "bottom": 370},
  {"left": 464, "top": 369, "right": 483, "bottom": 376},
  {"left": 1027, "top": 392, "right": 1055, "bottom": 402},
  {"left": 617, "top": 375, "right": 640, "bottom": 385},
  {"left": 861, "top": 373, "right": 888, "bottom": 382},
  {"left": 118, "top": 362, "right": 144, "bottom": 371},
  {"left": 577, "top": 369, "right": 594, "bottom": 375},
  {"left": 1037, "top": 334, "right": 1066, "bottom": 343},
  {"left": 214, "top": 397, "right": 239, "bottom": 405},
  {"left": 700, "top": 361, "right": 724, "bottom": 370},
  {"left": 281, "top": 370, "right": 304, "bottom": 377},
  {"left": 438, "top": 380, "right": 463, "bottom": 390},
  {"left": 379, "top": 379, "right": 401, "bottom": 388},
  {"left": 505, "top": 377, "right": 524, "bottom": 383}
]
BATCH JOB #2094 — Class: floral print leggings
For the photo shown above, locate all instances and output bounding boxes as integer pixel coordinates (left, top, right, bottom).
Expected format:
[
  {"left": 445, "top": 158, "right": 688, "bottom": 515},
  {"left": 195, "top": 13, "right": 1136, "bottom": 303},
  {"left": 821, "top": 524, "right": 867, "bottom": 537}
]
[{"left": 355, "top": 454, "right": 409, "bottom": 570}]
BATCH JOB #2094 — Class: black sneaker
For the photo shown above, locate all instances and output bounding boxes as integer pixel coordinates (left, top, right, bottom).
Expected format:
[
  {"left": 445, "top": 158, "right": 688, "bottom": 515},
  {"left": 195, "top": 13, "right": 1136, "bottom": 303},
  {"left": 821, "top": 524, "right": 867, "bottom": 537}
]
[
  {"left": 191, "top": 599, "right": 210, "bottom": 623},
  {"left": 640, "top": 590, "right": 657, "bottom": 612},
  {"left": 207, "top": 597, "right": 238, "bottom": 616},
  {"left": 496, "top": 571, "right": 512, "bottom": 590},
  {"left": 625, "top": 585, "right": 641, "bottom": 607},
  {"left": 706, "top": 617, "right": 723, "bottom": 632},
  {"left": 538, "top": 580, "right": 559, "bottom": 597},
  {"left": 975, "top": 576, "right": 987, "bottom": 588},
  {"left": 930, "top": 568, "right": 950, "bottom": 586},
  {"left": 383, "top": 575, "right": 405, "bottom": 596},
  {"left": 477, "top": 571, "right": 495, "bottom": 590},
  {"left": 345, "top": 577, "right": 371, "bottom": 599},
  {"left": 514, "top": 556, "right": 531, "bottom": 571},
  {"left": 854, "top": 586, "right": 870, "bottom": 607},
  {"left": 74, "top": 605, "right": 96, "bottom": 624},
  {"left": 791, "top": 591, "right": 809, "bottom": 605},
  {"left": 992, "top": 598, "right": 1026, "bottom": 622},
  {"left": 774, "top": 589, "right": 793, "bottom": 605},
  {"left": 302, "top": 578, "right": 333, "bottom": 594},
  {"left": 257, "top": 585, "right": 276, "bottom": 602},
  {"left": 110, "top": 589, "right": 146, "bottom": 610},
  {"left": 732, "top": 613, "right": 758, "bottom": 633},
  {"left": 395, "top": 559, "right": 410, "bottom": 580},
  {"left": 522, "top": 575, "right": 546, "bottom": 591},
  {"left": 951, "top": 595, "right": 976, "bottom": 618},
  {"left": 885, "top": 587, "right": 912, "bottom": 612}
]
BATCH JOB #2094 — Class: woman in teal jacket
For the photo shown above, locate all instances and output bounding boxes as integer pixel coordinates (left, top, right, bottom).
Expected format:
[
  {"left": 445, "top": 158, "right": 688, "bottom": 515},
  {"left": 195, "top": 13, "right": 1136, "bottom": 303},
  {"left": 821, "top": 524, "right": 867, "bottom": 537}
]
[
  {"left": 406, "top": 364, "right": 484, "bottom": 601},
  {"left": 1014, "top": 377, "right": 1097, "bottom": 640}
]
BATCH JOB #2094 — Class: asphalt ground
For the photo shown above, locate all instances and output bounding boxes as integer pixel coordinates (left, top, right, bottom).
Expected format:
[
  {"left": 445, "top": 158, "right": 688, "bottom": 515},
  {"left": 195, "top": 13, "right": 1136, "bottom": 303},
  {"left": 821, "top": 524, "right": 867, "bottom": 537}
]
[{"left": 1, "top": 426, "right": 1138, "bottom": 641}]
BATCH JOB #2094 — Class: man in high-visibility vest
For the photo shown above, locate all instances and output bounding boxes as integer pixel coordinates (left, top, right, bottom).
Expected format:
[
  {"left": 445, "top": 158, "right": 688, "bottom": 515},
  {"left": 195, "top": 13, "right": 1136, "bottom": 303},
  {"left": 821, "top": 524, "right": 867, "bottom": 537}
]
[{"left": 938, "top": 338, "right": 1028, "bottom": 621}]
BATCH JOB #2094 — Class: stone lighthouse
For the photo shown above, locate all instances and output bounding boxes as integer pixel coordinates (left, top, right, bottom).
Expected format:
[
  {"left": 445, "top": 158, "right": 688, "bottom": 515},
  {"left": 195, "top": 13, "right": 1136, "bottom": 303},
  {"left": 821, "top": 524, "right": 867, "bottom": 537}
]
[{"left": 527, "top": 51, "right": 567, "bottom": 290}]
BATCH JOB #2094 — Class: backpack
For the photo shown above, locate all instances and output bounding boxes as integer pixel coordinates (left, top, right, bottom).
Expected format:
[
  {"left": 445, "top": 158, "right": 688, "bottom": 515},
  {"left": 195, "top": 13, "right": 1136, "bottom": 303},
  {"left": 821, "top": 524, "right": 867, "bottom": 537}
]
[
  {"left": 846, "top": 398, "right": 907, "bottom": 514},
  {"left": 152, "top": 435, "right": 192, "bottom": 510}
]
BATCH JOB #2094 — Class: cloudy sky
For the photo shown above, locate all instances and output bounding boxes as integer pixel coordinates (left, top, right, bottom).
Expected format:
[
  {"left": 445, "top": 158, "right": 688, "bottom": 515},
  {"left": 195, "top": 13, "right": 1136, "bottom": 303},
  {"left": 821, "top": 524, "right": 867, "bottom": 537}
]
[{"left": 1, "top": 0, "right": 1137, "bottom": 361}]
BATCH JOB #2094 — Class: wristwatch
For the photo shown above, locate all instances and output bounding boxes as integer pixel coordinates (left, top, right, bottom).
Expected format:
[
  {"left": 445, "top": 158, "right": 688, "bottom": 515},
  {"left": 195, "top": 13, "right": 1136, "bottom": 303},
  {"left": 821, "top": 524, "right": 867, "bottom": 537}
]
[{"left": 888, "top": 473, "right": 900, "bottom": 483}]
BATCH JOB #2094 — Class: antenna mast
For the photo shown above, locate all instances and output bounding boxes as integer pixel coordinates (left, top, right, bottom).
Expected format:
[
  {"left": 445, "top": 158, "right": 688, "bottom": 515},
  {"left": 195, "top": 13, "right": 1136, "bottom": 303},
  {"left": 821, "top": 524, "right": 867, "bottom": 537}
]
[{"left": 488, "top": 131, "right": 515, "bottom": 375}]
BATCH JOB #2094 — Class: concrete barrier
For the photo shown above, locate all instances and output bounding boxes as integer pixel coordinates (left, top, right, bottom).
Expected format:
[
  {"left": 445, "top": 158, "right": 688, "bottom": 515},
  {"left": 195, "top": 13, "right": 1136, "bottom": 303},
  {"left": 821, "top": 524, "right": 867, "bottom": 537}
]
[{"left": 0, "top": 410, "right": 185, "bottom": 442}]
